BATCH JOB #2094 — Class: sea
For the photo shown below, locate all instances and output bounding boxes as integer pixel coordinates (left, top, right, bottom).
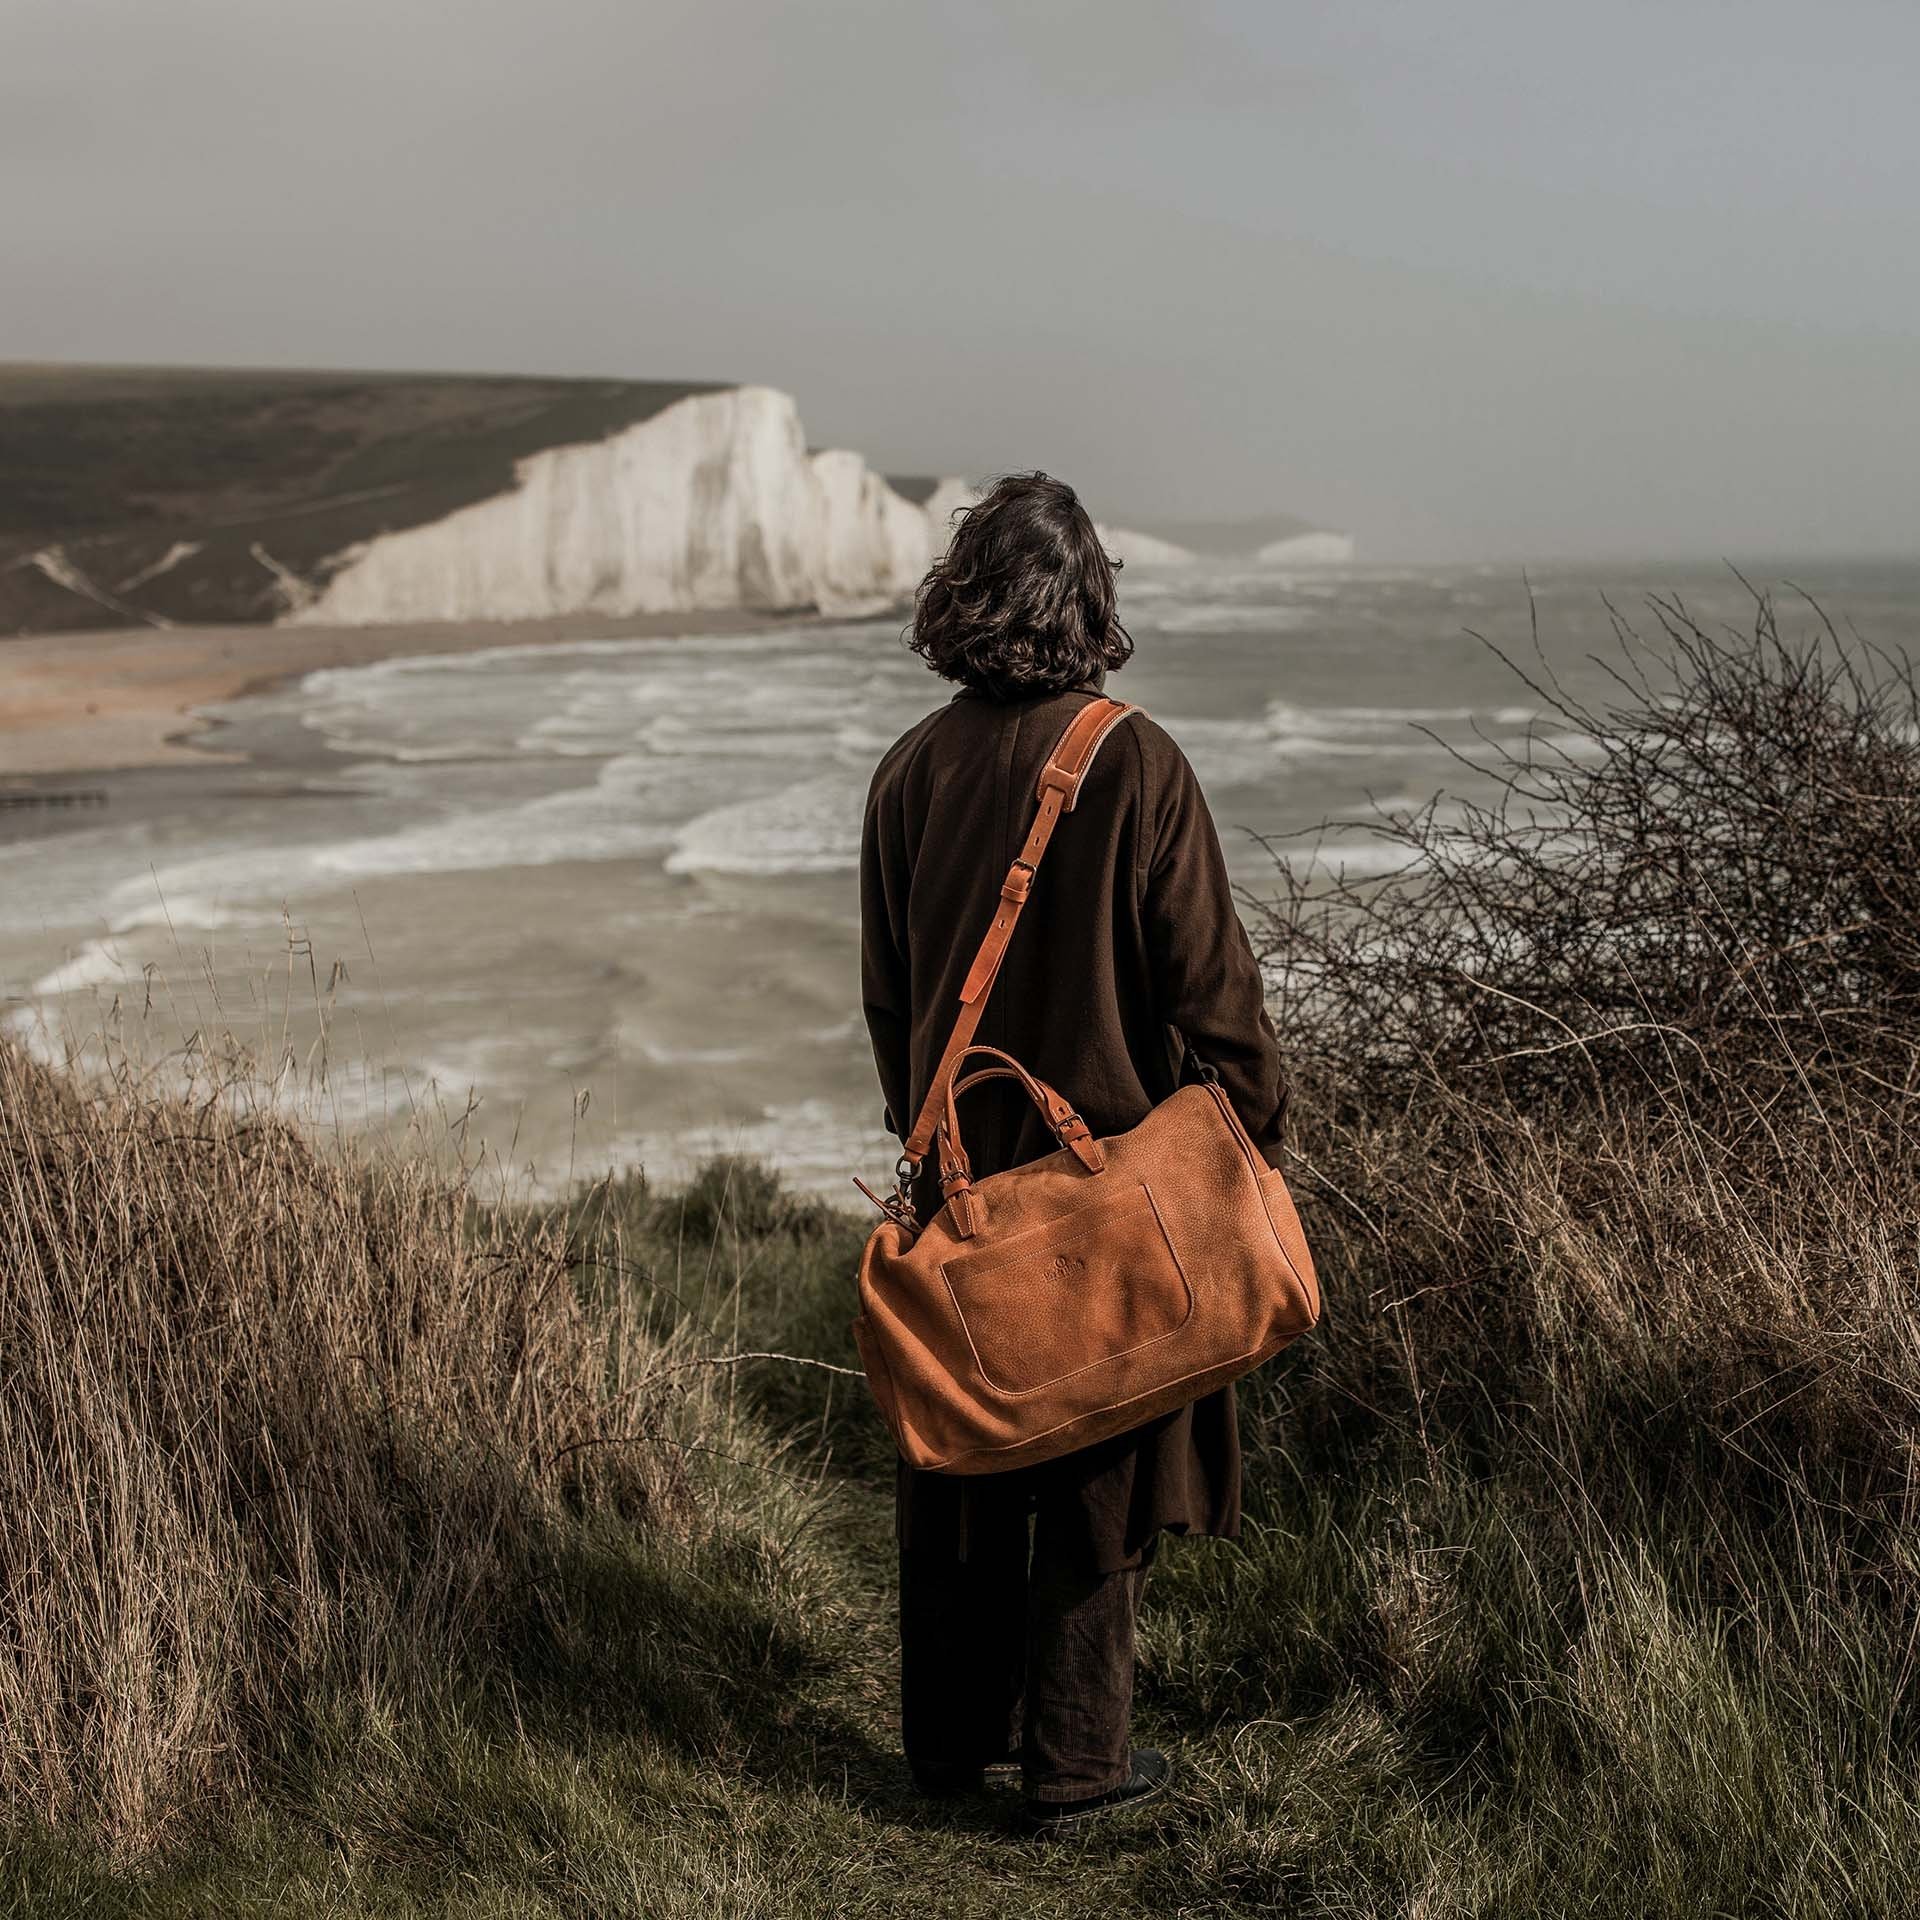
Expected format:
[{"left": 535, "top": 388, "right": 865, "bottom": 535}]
[{"left": 5, "top": 558, "right": 1917, "bottom": 1197}]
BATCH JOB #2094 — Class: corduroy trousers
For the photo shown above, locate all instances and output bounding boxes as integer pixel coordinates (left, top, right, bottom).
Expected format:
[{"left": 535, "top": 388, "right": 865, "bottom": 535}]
[{"left": 899, "top": 1494, "right": 1153, "bottom": 1804}]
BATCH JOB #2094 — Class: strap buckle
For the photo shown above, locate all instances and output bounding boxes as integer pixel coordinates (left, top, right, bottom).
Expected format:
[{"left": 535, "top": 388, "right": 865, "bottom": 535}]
[
  {"left": 1000, "top": 859, "right": 1035, "bottom": 903},
  {"left": 853, "top": 1170, "right": 919, "bottom": 1231}
]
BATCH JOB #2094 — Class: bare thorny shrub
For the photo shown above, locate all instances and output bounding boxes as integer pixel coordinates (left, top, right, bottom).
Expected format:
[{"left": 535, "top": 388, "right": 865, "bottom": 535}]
[
  {"left": 0, "top": 1039, "right": 685, "bottom": 1854},
  {"left": 1250, "top": 590, "right": 1920, "bottom": 1619}
]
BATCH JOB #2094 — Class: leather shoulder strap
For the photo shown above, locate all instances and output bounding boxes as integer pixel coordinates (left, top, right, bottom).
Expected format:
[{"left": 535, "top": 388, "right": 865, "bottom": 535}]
[{"left": 900, "top": 695, "right": 1136, "bottom": 1164}]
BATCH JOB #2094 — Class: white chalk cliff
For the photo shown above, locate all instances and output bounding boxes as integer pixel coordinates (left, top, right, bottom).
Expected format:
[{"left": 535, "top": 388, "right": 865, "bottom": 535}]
[
  {"left": 289, "top": 383, "right": 1343, "bottom": 627},
  {"left": 1256, "top": 530, "right": 1356, "bottom": 565},
  {"left": 1093, "top": 524, "right": 1199, "bottom": 568},
  {"left": 296, "top": 386, "right": 940, "bottom": 626},
  {"left": 919, "top": 478, "right": 980, "bottom": 556}
]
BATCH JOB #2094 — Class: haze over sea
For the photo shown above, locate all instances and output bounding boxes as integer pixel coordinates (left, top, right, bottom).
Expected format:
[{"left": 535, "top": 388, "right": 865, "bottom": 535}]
[{"left": 6, "top": 557, "right": 1918, "bottom": 1194}]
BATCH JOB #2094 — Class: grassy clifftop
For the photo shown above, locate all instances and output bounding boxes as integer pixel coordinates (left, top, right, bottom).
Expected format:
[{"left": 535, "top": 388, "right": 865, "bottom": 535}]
[
  {"left": 6, "top": 595, "right": 1920, "bottom": 1914},
  {"left": 0, "top": 365, "right": 723, "bottom": 633}
]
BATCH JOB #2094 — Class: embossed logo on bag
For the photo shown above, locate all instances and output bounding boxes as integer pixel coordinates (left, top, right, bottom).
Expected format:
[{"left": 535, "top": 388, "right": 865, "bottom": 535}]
[{"left": 1043, "top": 1252, "right": 1087, "bottom": 1284}]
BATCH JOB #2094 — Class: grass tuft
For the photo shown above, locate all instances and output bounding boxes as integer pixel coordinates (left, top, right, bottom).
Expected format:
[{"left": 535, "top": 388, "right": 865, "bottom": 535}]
[{"left": 0, "top": 1043, "right": 681, "bottom": 1856}]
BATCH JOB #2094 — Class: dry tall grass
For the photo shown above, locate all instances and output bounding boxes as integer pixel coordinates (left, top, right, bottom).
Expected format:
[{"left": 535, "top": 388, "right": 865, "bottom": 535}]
[
  {"left": 1251, "top": 593, "right": 1920, "bottom": 1490},
  {"left": 0, "top": 1043, "right": 679, "bottom": 1854}
]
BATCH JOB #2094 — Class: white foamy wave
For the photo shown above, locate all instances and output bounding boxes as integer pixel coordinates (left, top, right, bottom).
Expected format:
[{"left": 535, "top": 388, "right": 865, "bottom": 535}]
[
  {"left": 99, "top": 721, "right": 838, "bottom": 903},
  {"left": 1143, "top": 603, "right": 1316, "bottom": 636},
  {"left": 23, "top": 938, "right": 138, "bottom": 998},
  {"left": 805, "top": 1012, "right": 863, "bottom": 1044},
  {"left": 302, "top": 626, "right": 854, "bottom": 681},
  {"left": 290, "top": 657, "right": 557, "bottom": 763},
  {"left": 1168, "top": 702, "right": 1444, "bottom": 789},
  {"left": 1264, "top": 699, "right": 1536, "bottom": 736},
  {"left": 285, "top": 631, "right": 878, "bottom": 767},
  {"left": 0, "top": 1002, "right": 74, "bottom": 1069},
  {"left": 575, "top": 1098, "right": 899, "bottom": 1198},
  {"left": 1275, "top": 839, "right": 1429, "bottom": 878},
  {"left": 0, "top": 822, "right": 166, "bottom": 934},
  {"left": 665, "top": 773, "right": 863, "bottom": 876},
  {"left": 104, "top": 881, "right": 277, "bottom": 933},
  {"left": 830, "top": 720, "right": 908, "bottom": 758},
  {"left": 1163, "top": 715, "right": 1288, "bottom": 788},
  {"left": 311, "top": 808, "right": 671, "bottom": 882},
  {"left": 1363, "top": 793, "right": 1478, "bottom": 822},
  {"left": 311, "top": 754, "right": 705, "bottom": 881},
  {"left": 413, "top": 1038, "right": 536, "bottom": 1098},
  {"left": 96, "top": 826, "right": 378, "bottom": 932},
  {"left": 514, "top": 658, "right": 854, "bottom": 757},
  {"left": 635, "top": 1039, "right": 755, "bottom": 1066},
  {"left": 364, "top": 689, "right": 854, "bottom": 876},
  {"left": 1536, "top": 729, "right": 1604, "bottom": 758}
]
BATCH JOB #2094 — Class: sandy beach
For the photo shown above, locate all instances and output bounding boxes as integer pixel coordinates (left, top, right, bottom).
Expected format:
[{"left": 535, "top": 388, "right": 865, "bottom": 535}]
[{"left": 0, "top": 607, "right": 806, "bottom": 779}]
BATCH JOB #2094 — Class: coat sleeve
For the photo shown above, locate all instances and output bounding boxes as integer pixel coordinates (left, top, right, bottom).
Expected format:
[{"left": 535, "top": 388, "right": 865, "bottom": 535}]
[
  {"left": 1141, "top": 730, "right": 1290, "bottom": 1165},
  {"left": 860, "top": 757, "right": 913, "bottom": 1141}
]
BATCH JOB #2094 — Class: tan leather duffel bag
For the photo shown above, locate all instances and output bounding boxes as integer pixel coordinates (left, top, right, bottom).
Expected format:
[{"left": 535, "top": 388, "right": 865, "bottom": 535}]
[{"left": 851, "top": 695, "right": 1320, "bottom": 1475}]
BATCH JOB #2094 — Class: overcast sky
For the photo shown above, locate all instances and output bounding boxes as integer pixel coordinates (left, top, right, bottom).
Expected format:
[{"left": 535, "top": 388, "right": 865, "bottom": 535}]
[{"left": 5, "top": 1, "right": 1916, "bottom": 559}]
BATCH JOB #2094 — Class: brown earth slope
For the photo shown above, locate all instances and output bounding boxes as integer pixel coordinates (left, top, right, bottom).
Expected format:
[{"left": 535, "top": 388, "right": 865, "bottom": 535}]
[{"left": 0, "top": 365, "right": 725, "bottom": 635}]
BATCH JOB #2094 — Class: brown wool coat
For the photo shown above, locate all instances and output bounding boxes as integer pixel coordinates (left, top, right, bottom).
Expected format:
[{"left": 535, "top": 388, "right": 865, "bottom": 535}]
[{"left": 859, "top": 678, "right": 1291, "bottom": 1572}]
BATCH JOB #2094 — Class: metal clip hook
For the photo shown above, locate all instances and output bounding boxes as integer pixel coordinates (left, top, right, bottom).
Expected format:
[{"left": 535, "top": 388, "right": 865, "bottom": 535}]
[{"left": 853, "top": 1174, "right": 919, "bottom": 1231}]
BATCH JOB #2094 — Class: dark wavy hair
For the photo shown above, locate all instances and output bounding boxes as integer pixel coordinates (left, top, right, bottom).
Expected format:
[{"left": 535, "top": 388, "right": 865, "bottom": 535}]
[{"left": 907, "top": 472, "right": 1134, "bottom": 698}]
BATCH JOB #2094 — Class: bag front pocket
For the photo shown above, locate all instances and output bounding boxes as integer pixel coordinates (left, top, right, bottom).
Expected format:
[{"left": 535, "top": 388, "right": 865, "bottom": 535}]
[{"left": 940, "top": 1181, "right": 1193, "bottom": 1397}]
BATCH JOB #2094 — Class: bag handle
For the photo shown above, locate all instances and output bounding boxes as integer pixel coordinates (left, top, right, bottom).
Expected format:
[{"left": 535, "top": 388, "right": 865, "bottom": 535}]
[
  {"left": 933, "top": 1044, "right": 1105, "bottom": 1239},
  {"left": 896, "top": 695, "right": 1135, "bottom": 1182}
]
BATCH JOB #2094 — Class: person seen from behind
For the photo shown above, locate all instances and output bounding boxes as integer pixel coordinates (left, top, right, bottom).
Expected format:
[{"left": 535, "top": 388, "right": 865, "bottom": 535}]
[{"left": 859, "top": 471, "right": 1292, "bottom": 1835}]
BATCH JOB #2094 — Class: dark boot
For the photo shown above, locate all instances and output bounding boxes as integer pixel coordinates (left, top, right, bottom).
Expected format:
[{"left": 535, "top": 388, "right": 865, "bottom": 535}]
[{"left": 1017, "top": 1748, "right": 1172, "bottom": 1836}]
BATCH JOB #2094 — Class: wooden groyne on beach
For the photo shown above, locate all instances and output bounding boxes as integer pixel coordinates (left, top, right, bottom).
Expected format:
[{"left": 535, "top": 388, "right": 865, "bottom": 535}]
[{"left": 0, "top": 788, "right": 108, "bottom": 810}]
